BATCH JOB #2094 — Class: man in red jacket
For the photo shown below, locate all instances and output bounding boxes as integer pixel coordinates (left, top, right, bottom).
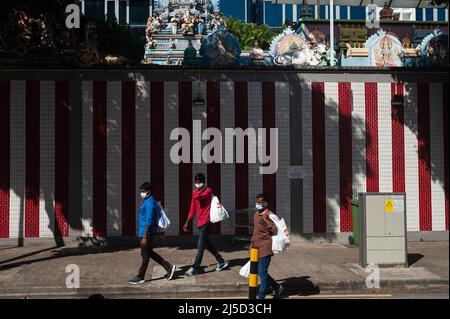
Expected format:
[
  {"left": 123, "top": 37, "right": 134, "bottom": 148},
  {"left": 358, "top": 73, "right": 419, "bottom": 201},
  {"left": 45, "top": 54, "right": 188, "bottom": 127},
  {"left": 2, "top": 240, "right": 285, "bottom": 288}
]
[{"left": 183, "top": 173, "right": 229, "bottom": 276}]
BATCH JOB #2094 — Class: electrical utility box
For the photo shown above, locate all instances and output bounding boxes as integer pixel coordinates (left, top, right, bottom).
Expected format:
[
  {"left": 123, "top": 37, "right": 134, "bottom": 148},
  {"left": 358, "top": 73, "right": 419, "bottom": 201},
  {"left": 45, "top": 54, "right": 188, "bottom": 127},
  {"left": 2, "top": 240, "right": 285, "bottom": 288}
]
[{"left": 359, "top": 193, "right": 408, "bottom": 268}]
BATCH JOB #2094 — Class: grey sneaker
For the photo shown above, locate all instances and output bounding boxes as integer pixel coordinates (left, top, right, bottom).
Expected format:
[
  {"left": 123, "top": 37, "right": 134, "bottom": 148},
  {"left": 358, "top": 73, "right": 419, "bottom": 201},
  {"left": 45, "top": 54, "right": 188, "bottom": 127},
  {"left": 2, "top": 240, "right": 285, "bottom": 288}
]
[
  {"left": 166, "top": 265, "right": 176, "bottom": 281},
  {"left": 215, "top": 260, "right": 229, "bottom": 272},
  {"left": 184, "top": 267, "right": 198, "bottom": 277},
  {"left": 128, "top": 275, "right": 145, "bottom": 285}
]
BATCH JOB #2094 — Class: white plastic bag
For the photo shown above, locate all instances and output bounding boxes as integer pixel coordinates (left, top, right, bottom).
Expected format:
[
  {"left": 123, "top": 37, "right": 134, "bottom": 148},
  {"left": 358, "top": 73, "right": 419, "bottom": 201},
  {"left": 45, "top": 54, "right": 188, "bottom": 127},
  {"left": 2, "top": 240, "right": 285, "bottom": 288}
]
[
  {"left": 239, "top": 260, "right": 251, "bottom": 278},
  {"left": 157, "top": 201, "right": 171, "bottom": 230},
  {"left": 269, "top": 213, "right": 290, "bottom": 254},
  {"left": 210, "top": 196, "right": 229, "bottom": 223}
]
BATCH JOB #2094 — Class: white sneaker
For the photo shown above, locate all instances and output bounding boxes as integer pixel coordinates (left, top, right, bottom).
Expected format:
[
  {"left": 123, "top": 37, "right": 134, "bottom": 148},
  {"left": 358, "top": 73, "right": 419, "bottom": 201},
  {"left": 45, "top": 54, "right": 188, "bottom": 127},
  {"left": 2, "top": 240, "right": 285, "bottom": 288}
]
[{"left": 166, "top": 265, "right": 176, "bottom": 281}]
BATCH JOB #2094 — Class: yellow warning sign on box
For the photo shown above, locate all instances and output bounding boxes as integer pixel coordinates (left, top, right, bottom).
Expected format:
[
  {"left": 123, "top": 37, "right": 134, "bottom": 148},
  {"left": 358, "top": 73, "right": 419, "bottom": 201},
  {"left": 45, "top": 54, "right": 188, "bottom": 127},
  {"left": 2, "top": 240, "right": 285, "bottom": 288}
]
[{"left": 385, "top": 199, "right": 394, "bottom": 213}]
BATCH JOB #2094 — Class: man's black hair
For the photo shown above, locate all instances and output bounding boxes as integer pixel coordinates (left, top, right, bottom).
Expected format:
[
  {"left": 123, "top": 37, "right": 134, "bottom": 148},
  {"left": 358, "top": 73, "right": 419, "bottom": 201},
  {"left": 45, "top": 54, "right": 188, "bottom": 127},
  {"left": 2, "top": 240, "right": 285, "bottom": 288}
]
[
  {"left": 140, "top": 182, "right": 152, "bottom": 192},
  {"left": 256, "top": 193, "right": 269, "bottom": 203},
  {"left": 194, "top": 172, "right": 206, "bottom": 183}
]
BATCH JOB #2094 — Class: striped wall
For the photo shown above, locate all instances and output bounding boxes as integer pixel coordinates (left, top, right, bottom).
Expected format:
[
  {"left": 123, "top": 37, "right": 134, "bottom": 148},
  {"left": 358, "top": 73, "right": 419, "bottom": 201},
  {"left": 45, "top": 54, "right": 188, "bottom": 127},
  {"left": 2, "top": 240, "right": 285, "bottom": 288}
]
[{"left": 0, "top": 78, "right": 448, "bottom": 239}]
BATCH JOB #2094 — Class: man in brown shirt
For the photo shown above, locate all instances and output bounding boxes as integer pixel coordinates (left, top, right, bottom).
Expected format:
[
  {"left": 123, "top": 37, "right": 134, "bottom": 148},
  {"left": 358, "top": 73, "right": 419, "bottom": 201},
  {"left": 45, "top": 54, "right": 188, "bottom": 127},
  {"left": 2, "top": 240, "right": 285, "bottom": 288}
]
[{"left": 251, "top": 193, "right": 285, "bottom": 299}]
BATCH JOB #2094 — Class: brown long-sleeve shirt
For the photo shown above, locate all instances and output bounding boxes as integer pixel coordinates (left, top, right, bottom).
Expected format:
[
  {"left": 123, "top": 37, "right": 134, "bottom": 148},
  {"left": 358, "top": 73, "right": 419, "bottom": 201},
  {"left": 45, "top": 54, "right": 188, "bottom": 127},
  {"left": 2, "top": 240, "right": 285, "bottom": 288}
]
[{"left": 251, "top": 210, "right": 278, "bottom": 259}]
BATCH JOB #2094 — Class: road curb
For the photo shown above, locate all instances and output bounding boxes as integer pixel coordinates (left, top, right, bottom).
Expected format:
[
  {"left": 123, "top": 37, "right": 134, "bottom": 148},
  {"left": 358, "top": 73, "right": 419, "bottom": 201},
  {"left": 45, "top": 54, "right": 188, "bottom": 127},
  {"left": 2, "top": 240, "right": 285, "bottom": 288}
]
[{"left": 0, "top": 279, "right": 447, "bottom": 298}]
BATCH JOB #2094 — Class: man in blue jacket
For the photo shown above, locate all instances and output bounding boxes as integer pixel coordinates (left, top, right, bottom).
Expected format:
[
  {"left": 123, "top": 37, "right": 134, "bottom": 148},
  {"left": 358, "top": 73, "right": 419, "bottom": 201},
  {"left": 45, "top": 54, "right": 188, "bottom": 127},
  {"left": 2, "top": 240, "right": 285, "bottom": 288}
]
[{"left": 129, "top": 182, "right": 176, "bottom": 285}]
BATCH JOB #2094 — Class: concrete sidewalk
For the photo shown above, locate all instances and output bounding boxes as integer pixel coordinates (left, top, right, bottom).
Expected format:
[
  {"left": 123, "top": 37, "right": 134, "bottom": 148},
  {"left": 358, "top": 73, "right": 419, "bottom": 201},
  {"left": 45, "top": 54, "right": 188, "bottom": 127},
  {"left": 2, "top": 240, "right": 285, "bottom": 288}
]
[{"left": 0, "top": 239, "right": 448, "bottom": 298}]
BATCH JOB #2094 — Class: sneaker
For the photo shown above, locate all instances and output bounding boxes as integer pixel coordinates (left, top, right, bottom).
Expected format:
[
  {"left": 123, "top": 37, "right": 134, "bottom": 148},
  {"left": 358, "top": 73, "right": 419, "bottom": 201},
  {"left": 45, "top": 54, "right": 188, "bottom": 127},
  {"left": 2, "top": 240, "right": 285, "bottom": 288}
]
[
  {"left": 273, "top": 284, "right": 286, "bottom": 299},
  {"left": 166, "top": 265, "right": 176, "bottom": 281},
  {"left": 184, "top": 267, "right": 198, "bottom": 277},
  {"left": 215, "top": 260, "right": 229, "bottom": 272},
  {"left": 128, "top": 275, "right": 145, "bottom": 285}
]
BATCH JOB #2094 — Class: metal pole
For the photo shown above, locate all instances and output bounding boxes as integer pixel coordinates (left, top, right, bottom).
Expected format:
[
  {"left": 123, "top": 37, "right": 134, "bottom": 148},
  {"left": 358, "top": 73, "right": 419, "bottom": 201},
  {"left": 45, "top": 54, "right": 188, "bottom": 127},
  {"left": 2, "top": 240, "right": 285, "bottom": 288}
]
[
  {"left": 330, "top": 0, "right": 335, "bottom": 66},
  {"left": 248, "top": 248, "right": 259, "bottom": 299}
]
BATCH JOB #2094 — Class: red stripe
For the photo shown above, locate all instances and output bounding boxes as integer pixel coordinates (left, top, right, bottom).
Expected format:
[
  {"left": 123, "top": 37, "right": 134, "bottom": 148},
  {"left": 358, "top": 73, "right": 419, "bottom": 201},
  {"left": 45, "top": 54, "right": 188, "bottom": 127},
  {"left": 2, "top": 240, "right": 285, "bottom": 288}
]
[
  {"left": 55, "top": 81, "right": 70, "bottom": 237},
  {"left": 179, "top": 81, "right": 193, "bottom": 235},
  {"left": 206, "top": 81, "right": 221, "bottom": 235},
  {"left": 312, "top": 82, "right": 326, "bottom": 233},
  {"left": 391, "top": 82, "right": 405, "bottom": 193},
  {"left": 338, "top": 82, "right": 352, "bottom": 232},
  {"left": 443, "top": 82, "right": 449, "bottom": 231},
  {"left": 234, "top": 82, "right": 249, "bottom": 235},
  {"left": 365, "top": 83, "right": 379, "bottom": 192},
  {"left": 25, "top": 81, "right": 40, "bottom": 238},
  {"left": 262, "top": 82, "right": 277, "bottom": 213},
  {"left": 150, "top": 82, "right": 165, "bottom": 205},
  {"left": 93, "top": 81, "right": 107, "bottom": 237},
  {"left": 122, "top": 81, "right": 136, "bottom": 236},
  {"left": 417, "top": 83, "right": 432, "bottom": 231},
  {"left": 0, "top": 81, "right": 10, "bottom": 238}
]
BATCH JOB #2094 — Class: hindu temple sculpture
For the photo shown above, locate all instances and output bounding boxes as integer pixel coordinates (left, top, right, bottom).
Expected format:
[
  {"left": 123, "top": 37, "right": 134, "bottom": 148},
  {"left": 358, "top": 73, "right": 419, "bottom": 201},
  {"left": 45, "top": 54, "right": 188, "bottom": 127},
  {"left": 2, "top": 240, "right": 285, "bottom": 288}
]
[
  {"left": 270, "top": 25, "right": 331, "bottom": 67},
  {"left": 199, "top": 29, "right": 241, "bottom": 66},
  {"left": 379, "top": 2, "right": 394, "bottom": 20},
  {"left": 339, "top": 24, "right": 368, "bottom": 59},
  {"left": 249, "top": 41, "right": 265, "bottom": 65},
  {"left": 367, "top": 30, "right": 403, "bottom": 67},
  {"left": 182, "top": 39, "right": 200, "bottom": 65},
  {"left": 142, "top": 0, "right": 223, "bottom": 64},
  {"left": 420, "top": 27, "right": 449, "bottom": 67}
]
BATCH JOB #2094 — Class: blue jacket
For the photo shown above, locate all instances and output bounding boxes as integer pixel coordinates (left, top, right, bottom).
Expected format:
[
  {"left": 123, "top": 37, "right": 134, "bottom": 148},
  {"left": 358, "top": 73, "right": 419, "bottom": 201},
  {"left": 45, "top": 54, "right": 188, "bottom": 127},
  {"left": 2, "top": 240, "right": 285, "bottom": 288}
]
[{"left": 138, "top": 195, "right": 159, "bottom": 238}]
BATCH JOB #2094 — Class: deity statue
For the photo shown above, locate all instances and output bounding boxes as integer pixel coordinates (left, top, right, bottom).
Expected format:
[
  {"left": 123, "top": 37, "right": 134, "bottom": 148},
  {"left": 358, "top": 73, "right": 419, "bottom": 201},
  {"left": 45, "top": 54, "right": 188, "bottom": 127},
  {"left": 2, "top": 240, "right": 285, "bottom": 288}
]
[
  {"left": 170, "top": 17, "right": 178, "bottom": 35},
  {"left": 197, "top": 18, "right": 205, "bottom": 35},
  {"left": 180, "top": 9, "right": 195, "bottom": 34},
  {"left": 249, "top": 41, "right": 264, "bottom": 65},
  {"left": 209, "top": 13, "right": 226, "bottom": 31},
  {"left": 375, "top": 35, "right": 400, "bottom": 67},
  {"left": 146, "top": 15, "right": 162, "bottom": 39},
  {"left": 183, "top": 39, "right": 199, "bottom": 65},
  {"left": 169, "top": 38, "right": 176, "bottom": 50},
  {"left": 379, "top": 2, "right": 394, "bottom": 20}
]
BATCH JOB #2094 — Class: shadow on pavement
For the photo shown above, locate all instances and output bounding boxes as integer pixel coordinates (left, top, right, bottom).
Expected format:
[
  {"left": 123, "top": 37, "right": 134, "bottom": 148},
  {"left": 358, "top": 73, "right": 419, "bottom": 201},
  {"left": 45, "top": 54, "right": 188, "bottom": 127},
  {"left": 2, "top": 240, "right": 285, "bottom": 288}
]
[
  {"left": 407, "top": 253, "right": 425, "bottom": 267},
  {"left": 0, "top": 238, "right": 249, "bottom": 272},
  {"left": 278, "top": 276, "right": 321, "bottom": 297},
  {"left": 0, "top": 245, "right": 136, "bottom": 271}
]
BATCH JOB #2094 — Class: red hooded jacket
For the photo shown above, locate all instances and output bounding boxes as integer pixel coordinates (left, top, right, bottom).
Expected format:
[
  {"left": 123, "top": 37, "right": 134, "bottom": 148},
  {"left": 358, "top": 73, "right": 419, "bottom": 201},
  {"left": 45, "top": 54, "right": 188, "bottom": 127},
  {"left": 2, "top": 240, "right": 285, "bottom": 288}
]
[{"left": 187, "top": 187, "right": 213, "bottom": 227}]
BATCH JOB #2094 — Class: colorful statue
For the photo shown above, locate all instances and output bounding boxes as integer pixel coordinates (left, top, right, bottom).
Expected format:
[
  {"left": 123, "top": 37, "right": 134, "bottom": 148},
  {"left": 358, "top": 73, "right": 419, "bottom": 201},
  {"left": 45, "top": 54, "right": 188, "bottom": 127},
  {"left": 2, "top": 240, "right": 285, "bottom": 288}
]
[
  {"left": 366, "top": 30, "right": 403, "bottom": 67},
  {"left": 200, "top": 29, "right": 241, "bottom": 66},
  {"left": 183, "top": 39, "right": 199, "bottom": 65},
  {"left": 270, "top": 26, "right": 327, "bottom": 67},
  {"left": 250, "top": 41, "right": 265, "bottom": 65}
]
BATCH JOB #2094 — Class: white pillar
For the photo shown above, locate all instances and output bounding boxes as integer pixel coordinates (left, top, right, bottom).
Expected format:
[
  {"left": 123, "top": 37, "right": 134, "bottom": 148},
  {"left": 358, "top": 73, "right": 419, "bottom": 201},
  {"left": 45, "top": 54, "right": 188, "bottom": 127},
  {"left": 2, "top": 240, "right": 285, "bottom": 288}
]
[
  {"left": 126, "top": 0, "right": 130, "bottom": 24},
  {"left": 330, "top": 0, "right": 335, "bottom": 66},
  {"left": 245, "top": 0, "right": 248, "bottom": 23}
]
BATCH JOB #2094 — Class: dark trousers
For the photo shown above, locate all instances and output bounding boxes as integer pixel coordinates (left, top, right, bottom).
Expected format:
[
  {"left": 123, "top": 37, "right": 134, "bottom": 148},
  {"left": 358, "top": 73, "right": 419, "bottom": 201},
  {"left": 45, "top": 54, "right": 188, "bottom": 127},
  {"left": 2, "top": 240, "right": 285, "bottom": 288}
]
[
  {"left": 138, "top": 234, "right": 172, "bottom": 278},
  {"left": 258, "top": 256, "right": 279, "bottom": 299},
  {"left": 193, "top": 223, "right": 224, "bottom": 270}
]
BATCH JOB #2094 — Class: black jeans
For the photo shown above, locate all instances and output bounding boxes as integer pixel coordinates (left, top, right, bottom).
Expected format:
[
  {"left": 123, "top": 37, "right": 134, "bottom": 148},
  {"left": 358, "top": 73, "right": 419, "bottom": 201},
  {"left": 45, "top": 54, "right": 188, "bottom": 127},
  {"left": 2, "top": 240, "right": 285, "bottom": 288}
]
[
  {"left": 138, "top": 234, "right": 172, "bottom": 278},
  {"left": 193, "top": 223, "right": 224, "bottom": 270}
]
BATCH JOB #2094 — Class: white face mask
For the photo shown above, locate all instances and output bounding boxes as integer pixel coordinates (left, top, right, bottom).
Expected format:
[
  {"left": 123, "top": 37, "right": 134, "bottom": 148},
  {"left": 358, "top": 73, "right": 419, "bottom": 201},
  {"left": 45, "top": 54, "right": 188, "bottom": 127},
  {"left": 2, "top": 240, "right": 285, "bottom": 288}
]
[
  {"left": 140, "top": 192, "right": 148, "bottom": 199},
  {"left": 195, "top": 183, "right": 204, "bottom": 189},
  {"left": 255, "top": 204, "right": 265, "bottom": 211}
]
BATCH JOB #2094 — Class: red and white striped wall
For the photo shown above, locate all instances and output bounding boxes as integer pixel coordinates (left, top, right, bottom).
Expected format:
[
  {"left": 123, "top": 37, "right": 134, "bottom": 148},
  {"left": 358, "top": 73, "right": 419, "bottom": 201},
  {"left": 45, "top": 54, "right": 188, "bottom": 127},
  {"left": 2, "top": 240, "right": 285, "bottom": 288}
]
[{"left": 0, "top": 79, "right": 448, "bottom": 239}]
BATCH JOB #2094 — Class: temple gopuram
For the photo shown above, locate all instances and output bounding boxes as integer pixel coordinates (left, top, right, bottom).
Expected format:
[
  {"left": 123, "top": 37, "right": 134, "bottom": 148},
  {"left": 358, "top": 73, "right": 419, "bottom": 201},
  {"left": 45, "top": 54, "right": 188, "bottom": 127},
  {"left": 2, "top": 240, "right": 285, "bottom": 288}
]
[{"left": 142, "top": 0, "right": 225, "bottom": 65}]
